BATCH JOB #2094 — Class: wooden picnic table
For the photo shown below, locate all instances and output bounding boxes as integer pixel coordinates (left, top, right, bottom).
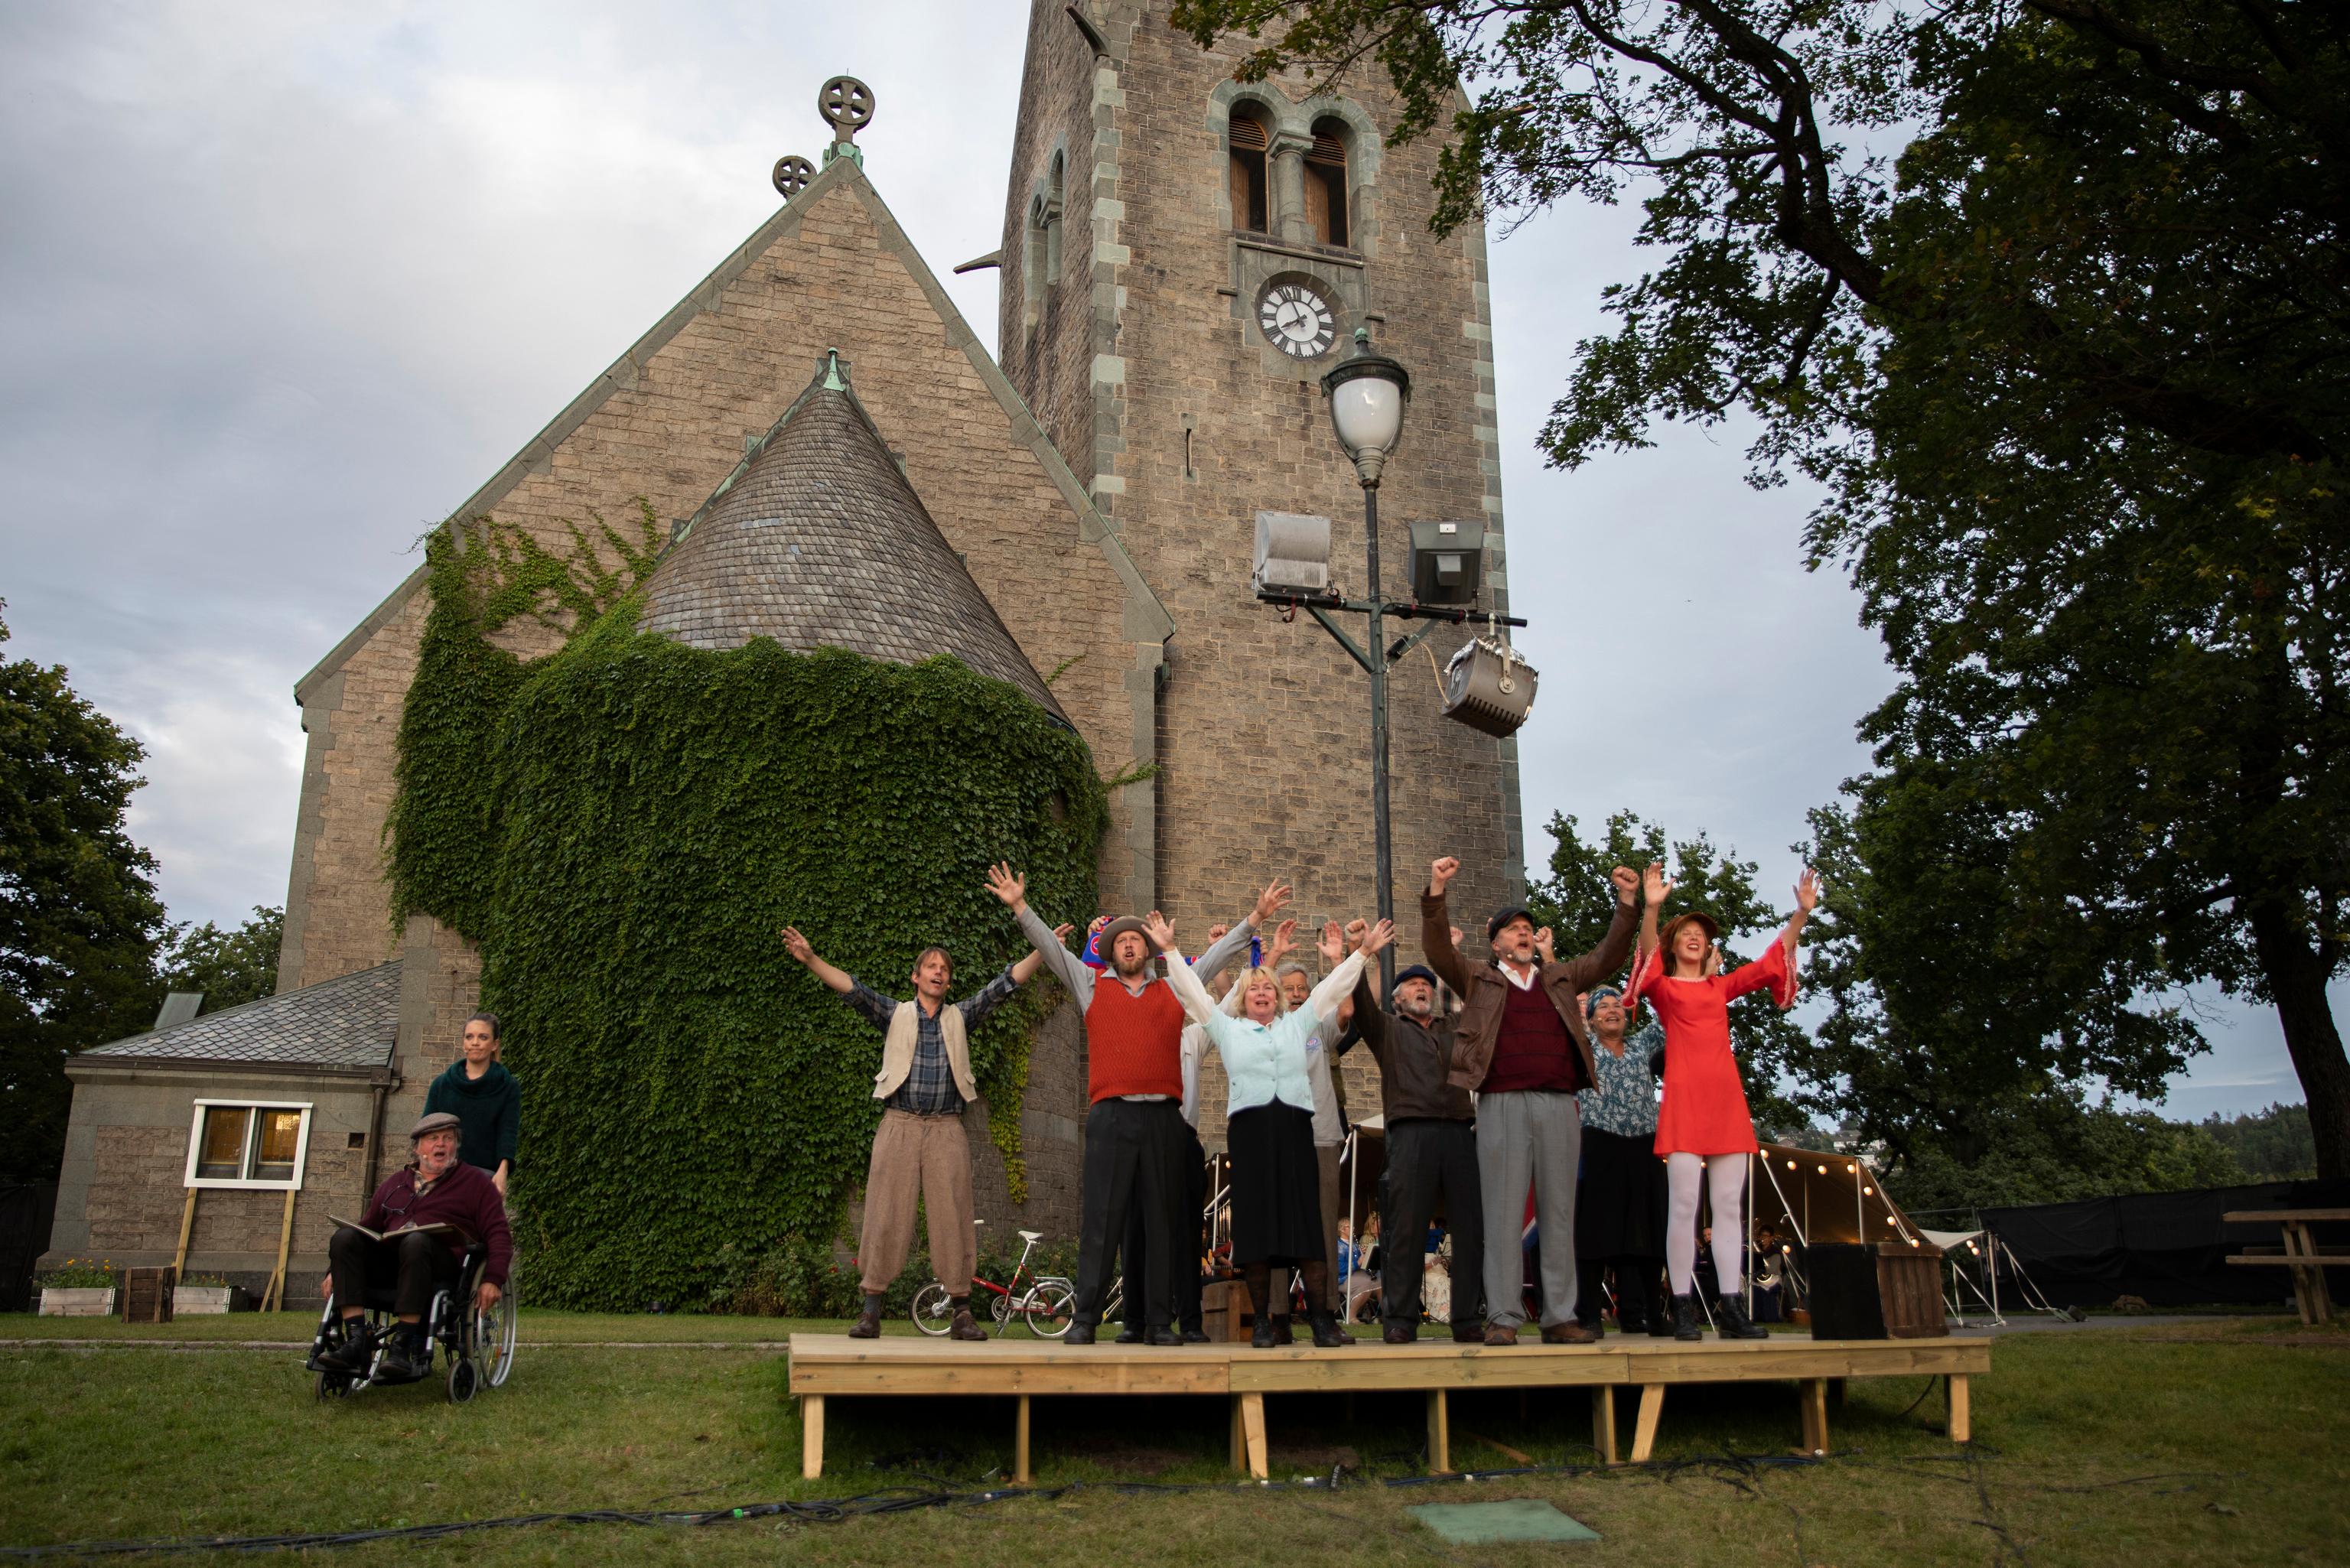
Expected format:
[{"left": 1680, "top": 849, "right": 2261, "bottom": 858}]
[{"left": 2224, "top": 1209, "right": 2350, "bottom": 1326}]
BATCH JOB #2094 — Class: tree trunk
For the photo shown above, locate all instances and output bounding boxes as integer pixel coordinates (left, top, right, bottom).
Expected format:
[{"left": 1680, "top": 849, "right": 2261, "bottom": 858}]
[{"left": 2247, "top": 899, "right": 2350, "bottom": 1180}]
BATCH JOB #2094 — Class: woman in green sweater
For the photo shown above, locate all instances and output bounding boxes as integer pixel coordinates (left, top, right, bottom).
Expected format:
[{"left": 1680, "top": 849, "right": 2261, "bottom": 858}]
[{"left": 424, "top": 1013, "right": 520, "bottom": 1196}]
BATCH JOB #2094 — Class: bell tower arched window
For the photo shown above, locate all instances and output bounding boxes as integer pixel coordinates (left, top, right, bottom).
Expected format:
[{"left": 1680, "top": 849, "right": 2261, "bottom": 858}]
[
  {"left": 1304, "top": 118, "right": 1349, "bottom": 249},
  {"left": 1228, "top": 109, "right": 1269, "bottom": 234}
]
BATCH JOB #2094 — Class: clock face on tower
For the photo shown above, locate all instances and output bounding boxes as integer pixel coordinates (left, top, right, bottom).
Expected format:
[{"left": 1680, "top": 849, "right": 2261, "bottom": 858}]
[{"left": 1258, "top": 281, "right": 1337, "bottom": 359}]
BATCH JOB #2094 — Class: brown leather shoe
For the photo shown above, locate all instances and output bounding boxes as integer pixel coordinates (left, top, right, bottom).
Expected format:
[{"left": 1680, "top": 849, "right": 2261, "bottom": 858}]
[
  {"left": 948, "top": 1309, "right": 988, "bottom": 1342},
  {"left": 846, "top": 1309, "right": 882, "bottom": 1339},
  {"left": 1382, "top": 1326, "right": 1416, "bottom": 1345},
  {"left": 1483, "top": 1323, "right": 1518, "bottom": 1346},
  {"left": 1541, "top": 1321, "right": 1600, "bottom": 1345}
]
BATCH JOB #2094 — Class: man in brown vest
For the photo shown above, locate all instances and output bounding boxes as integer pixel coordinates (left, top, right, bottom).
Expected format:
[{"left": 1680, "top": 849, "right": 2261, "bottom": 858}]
[
  {"left": 1427, "top": 855, "right": 1639, "bottom": 1345},
  {"left": 783, "top": 918, "right": 1062, "bottom": 1340}
]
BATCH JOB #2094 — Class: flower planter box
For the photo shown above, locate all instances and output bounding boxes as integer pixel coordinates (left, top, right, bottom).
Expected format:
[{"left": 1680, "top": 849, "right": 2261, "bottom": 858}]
[
  {"left": 172, "top": 1286, "right": 252, "bottom": 1315},
  {"left": 38, "top": 1287, "right": 116, "bottom": 1317}
]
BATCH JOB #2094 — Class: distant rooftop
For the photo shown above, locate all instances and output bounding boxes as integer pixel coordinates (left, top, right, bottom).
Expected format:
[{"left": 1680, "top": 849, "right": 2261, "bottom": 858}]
[{"left": 82, "top": 961, "right": 400, "bottom": 1071}]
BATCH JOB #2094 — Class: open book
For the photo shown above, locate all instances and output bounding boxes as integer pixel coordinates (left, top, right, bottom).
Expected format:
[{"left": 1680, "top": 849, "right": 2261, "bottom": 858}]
[{"left": 329, "top": 1215, "right": 470, "bottom": 1244}]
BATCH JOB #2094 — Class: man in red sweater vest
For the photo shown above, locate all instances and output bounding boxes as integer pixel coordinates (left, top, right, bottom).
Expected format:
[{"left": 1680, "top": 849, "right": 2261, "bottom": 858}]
[{"left": 990, "top": 863, "right": 1271, "bottom": 1344}]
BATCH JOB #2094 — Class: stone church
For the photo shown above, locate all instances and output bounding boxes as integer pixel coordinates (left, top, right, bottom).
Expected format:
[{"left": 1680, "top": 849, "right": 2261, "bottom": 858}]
[{"left": 42, "top": 3, "right": 1525, "bottom": 1303}]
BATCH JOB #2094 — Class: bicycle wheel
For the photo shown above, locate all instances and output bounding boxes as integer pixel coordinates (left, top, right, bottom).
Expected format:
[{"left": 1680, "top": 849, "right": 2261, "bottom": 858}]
[
  {"left": 990, "top": 1288, "right": 1014, "bottom": 1331},
  {"left": 910, "top": 1282, "right": 955, "bottom": 1335},
  {"left": 1025, "top": 1280, "right": 1076, "bottom": 1338}
]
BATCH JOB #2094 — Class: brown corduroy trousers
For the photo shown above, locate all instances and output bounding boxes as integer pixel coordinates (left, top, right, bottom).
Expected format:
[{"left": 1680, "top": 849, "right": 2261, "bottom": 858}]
[{"left": 857, "top": 1109, "right": 978, "bottom": 1296}]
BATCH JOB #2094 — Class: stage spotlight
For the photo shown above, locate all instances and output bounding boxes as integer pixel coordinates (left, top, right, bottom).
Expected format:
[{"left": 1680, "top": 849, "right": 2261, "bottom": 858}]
[{"left": 1863, "top": 1186, "right": 1873, "bottom": 1196}]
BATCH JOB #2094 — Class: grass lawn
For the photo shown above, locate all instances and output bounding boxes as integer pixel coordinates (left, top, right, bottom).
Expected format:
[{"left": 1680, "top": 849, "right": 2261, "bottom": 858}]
[{"left": 3, "top": 1313, "right": 2345, "bottom": 1566}]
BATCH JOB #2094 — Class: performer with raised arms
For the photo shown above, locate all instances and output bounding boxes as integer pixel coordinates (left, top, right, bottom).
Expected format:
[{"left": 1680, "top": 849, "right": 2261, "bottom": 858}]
[
  {"left": 989, "top": 864, "right": 1276, "bottom": 1344},
  {"left": 1151, "top": 911, "right": 1395, "bottom": 1348},
  {"left": 1626, "top": 862, "right": 1819, "bottom": 1341}
]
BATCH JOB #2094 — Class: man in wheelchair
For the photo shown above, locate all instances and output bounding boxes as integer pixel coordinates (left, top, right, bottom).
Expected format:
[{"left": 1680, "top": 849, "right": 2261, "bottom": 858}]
[{"left": 311, "top": 1111, "right": 512, "bottom": 1384}]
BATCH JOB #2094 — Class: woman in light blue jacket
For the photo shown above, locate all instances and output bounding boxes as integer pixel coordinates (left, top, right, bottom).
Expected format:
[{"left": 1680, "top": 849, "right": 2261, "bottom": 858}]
[{"left": 1148, "top": 912, "right": 1394, "bottom": 1348}]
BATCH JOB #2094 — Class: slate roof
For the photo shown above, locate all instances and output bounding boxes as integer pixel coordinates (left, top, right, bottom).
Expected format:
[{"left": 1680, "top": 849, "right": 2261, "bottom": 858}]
[
  {"left": 637, "top": 352, "right": 1068, "bottom": 721},
  {"left": 81, "top": 961, "right": 400, "bottom": 1071}
]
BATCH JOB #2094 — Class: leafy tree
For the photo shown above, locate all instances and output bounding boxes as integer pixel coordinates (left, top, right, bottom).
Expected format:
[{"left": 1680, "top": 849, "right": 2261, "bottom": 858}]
[
  {"left": 2199, "top": 1102, "right": 2318, "bottom": 1182},
  {"left": 1883, "top": 1091, "right": 2245, "bottom": 1212},
  {"left": 0, "top": 603, "right": 168, "bottom": 1181},
  {"left": 1525, "top": 809, "right": 1809, "bottom": 1130},
  {"left": 1171, "top": 1, "right": 2350, "bottom": 1171},
  {"left": 157, "top": 906, "right": 282, "bottom": 1015}
]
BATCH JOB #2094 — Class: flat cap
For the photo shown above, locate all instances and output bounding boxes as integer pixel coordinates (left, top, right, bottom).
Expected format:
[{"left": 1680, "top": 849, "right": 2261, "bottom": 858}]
[{"left": 409, "top": 1111, "right": 463, "bottom": 1141}]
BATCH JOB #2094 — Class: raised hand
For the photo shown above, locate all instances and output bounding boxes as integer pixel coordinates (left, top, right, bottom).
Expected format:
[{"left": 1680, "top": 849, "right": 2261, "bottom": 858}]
[
  {"left": 1357, "top": 918, "right": 1398, "bottom": 957},
  {"left": 1795, "top": 867, "right": 1822, "bottom": 912},
  {"left": 1535, "top": 926, "right": 1556, "bottom": 963},
  {"left": 1346, "top": 918, "right": 1369, "bottom": 946},
  {"left": 781, "top": 926, "right": 815, "bottom": 965},
  {"left": 1053, "top": 923, "right": 1076, "bottom": 945},
  {"left": 1641, "top": 861, "right": 1673, "bottom": 906},
  {"left": 1450, "top": 926, "right": 1465, "bottom": 948},
  {"left": 1318, "top": 919, "right": 1346, "bottom": 967},
  {"left": 1207, "top": 922, "right": 1230, "bottom": 945},
  {"left": 1610, "top": 865, "right": 1639, "bottom": 904},
  {"left": 1142, "top": 910, "right": 1179, "bottom": 953},
  {"left": 1250, "top": 879, "right": 1294, "bottom": 928},
  {"left": 1429, "top": 857, "right": 1460, "bottom": 895},
  {"left": 985, "top": 862, "right": 1027, "bottom": 912},
  {"left": 1268, "top": 918, "right": 1299, "bottom": 965}
]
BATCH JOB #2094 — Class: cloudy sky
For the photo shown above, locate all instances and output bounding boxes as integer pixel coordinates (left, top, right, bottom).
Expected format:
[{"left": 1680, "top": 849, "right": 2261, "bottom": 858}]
[{"left": 2, "top": 1, "right": 2330, "bottom": 1120}]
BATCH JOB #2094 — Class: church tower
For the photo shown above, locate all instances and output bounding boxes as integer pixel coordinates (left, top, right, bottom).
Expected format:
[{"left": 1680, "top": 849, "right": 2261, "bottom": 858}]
[{"left": 999, "top": 5, "right": 1527, "bottom": 1116}]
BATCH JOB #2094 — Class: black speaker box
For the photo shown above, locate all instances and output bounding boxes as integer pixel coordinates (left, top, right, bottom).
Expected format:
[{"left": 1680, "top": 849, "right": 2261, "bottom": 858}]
[{"left": 1807, "top": 1243, "right": 1888, "bottom": 1340}]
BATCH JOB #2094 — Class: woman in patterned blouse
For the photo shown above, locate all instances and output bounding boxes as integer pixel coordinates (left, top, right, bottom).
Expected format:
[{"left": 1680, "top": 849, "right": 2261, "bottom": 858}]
[{"left": 1571, "top": 985, "right": 1671, "bottom": 1335}]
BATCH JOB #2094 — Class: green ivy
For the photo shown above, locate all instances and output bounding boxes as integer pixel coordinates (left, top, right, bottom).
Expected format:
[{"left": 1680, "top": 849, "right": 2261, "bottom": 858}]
[{"left": 387, "top": 513, "right": 1105, "bottom": 1310}]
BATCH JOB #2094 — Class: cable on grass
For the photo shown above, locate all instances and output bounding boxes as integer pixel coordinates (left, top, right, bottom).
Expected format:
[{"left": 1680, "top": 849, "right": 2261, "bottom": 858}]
[{"left": 0, "top": 1453, "right": 1837, "bottom": 1560}]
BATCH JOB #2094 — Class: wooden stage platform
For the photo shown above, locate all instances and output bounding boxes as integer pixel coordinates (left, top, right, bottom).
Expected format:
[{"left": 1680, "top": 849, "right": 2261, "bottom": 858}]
[{"left": 787, "top": 1332, "right": 1989, "bottom": 1483}]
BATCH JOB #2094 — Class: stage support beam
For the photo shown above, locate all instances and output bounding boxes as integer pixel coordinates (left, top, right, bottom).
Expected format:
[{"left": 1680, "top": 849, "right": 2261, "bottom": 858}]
[
  {"left": 801, "top": 1394, "right": 825, "bottom": 1479},
  {"left": 1945, "top": 1374, "right": 1971, "bottom": 1443},
  {"left": 1014, "top": 1394, "right": 1032, "bottom": 1483},
  {"left": 1800, "top": 1378, "right": 1829, "bottom": 1454},
  {"left": 1630, "top": 1384, "right": 1665, "bottom": 1462},
  {"left": 1235, "top": 1392, "right": 1268, "bottom": 1479},
  {"left": 1426, "top": 1390, "right": 1450, "bottom": 1473},
  {"left": 1592, "top": 1385, "right": 1618, "bottom": 1466}
]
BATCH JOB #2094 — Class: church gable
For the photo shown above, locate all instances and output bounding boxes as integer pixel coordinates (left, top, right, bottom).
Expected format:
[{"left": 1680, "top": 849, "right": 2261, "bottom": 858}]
[{"left": 280, "top": 145, "right": 1170, "bottom": 998}]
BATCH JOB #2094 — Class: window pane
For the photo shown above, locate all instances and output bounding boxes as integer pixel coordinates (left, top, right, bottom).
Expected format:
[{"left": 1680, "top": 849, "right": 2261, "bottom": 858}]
[
  {"left": 253, "top": 1110, "right": 301, "bottom": 1179},
  {"left": 197, "top": 1107, "right": 249, "bottom": 1179}
]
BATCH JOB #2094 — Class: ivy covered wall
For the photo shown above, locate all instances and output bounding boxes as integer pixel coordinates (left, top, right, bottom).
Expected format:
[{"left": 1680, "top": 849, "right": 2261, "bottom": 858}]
[{"left": 389, "top": 520, "right": 1105, "bottom": 1309}]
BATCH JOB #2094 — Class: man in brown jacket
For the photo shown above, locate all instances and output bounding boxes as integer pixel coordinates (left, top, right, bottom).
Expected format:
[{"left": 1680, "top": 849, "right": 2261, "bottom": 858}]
[
  {"left": 1350, "top": 961, "right": 1485, "bottom": 1343},
  {"left": 1425, "top": 855, "right": 1639, "bottom": 1345}
]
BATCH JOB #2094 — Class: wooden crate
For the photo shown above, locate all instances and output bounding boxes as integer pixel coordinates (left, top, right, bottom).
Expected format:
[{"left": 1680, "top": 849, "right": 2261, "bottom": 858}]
[
  {"left": 119, "top": 1267, "right": 176, "bottom": 1325},
  {"left": 1200, "top": 1277, "right": 1248, "bottom": 1342},
  {"left": 1875, "top": 1244, "right": 1947, "bottom": 1339}
]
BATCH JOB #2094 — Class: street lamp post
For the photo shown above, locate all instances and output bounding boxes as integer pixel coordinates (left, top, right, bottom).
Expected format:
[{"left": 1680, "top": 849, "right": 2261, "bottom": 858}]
[
  {"left": 1255, "top": 330, "right": 1527, "bottom": 992},
  {"left": 1322, "top": 335, "right": 1409, "bottom": 991}
]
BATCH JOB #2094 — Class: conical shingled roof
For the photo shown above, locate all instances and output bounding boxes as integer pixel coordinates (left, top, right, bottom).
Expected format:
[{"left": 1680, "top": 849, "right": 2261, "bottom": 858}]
[{"left": 637, "top": 353, "right": 1067, "bottom": 721}]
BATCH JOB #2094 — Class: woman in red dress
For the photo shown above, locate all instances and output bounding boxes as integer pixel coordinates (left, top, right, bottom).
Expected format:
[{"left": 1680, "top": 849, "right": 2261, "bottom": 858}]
[{"left": 1626, "top": 863, "right": 1820, "bottom": 1341}]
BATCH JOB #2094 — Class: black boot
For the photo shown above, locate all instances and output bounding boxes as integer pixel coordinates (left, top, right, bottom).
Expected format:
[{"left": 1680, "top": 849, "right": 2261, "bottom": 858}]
[
  {"left": 1246, "top": 1265, "right": 1280, "bottom": 1348},
  {"left": 1671, "top": 1292, "right": 1704, "bottom": 1342},
  {"left": 1308, "top": 1309, "right": 1350, "bottom": 1348},
  {"left": 374, "top": 1325, "right": 433, "bottom": 1382},
  {"left": 1114, "top": 1320, "right": 1145, "bottom": 1344},
  {"left": 1714, "top": 1292, "right": 1769, "bottom": 1340},
  {"left": 313, "top": 1317, "right": 375, "bottom": 1374}
]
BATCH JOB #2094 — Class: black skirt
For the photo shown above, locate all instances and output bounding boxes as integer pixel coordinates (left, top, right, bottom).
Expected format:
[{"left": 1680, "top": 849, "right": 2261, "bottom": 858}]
[
  {"left": 1575, "top": 1126, "right": 1669, "bottom": 1261},
  {"left": 1226, "top": 1101, "right": 1323, "bottom": 1266}
]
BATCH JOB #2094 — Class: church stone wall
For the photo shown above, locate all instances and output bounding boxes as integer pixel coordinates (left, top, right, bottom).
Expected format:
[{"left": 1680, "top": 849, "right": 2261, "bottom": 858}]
[{"left": 1004, "top": 7, "right": 1529, "bottom": 1141}]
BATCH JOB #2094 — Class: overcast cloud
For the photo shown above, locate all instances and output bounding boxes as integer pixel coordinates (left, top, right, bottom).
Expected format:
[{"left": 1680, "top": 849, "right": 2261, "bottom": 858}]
[{"left": 2, "top": 1, "right": 2332, "bottom": 1120}]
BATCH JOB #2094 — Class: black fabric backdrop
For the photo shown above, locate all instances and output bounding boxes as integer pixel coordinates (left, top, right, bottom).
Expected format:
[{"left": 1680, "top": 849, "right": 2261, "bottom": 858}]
[
  {"left": 0, "top": 1183, "right": 58, "bottom": 1312},
  {"left": 1981, "top": 1179, "right": 2350, "bottom": 1308}
]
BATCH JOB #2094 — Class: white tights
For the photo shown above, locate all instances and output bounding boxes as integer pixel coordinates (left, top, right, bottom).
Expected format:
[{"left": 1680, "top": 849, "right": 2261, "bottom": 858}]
[{"left": 1665, "top": 1152, "right": 1747, "bottom": 1298}]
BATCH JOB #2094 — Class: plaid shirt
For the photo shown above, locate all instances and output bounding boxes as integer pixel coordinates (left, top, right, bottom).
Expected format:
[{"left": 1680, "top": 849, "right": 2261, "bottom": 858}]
[{"left": 844, "top": 968, "right": 1021, "bottom": 1116}]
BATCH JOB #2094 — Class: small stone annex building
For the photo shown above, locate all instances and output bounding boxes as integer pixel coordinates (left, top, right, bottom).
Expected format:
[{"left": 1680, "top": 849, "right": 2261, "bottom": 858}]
[{"left": 43, "top": 4, "right": 1527, "bottom": 1303}]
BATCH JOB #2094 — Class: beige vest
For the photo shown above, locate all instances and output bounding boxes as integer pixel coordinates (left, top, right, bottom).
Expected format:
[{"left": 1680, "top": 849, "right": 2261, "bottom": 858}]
[{"left": 873, "top": 999, "right": 980, "bottom": 1104}]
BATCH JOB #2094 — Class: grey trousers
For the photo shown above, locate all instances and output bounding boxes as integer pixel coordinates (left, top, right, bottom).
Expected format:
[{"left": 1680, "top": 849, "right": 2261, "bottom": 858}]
[{"left": 1476, "top": 1090, "right": 1582, "bottom": 1329}]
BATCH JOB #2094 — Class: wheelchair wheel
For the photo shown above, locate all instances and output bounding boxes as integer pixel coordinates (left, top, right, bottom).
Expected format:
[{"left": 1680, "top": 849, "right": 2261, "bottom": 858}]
[
  {"left": 479, "top": 1280, "right": 518, "bottom": 1389},
  {"left": 910, "top": 1282, "right": 955, "bottom": 1336},
  {"left": 447, "top": 1357, "right": 478, "bottom": 1404},
  {"left": 315, "top": 1370, "right": 356, "bottom": 1400}
]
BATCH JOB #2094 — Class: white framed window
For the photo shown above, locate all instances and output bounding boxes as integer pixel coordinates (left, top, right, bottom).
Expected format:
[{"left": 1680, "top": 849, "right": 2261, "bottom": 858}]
[{"left": 184, "top": 1100, "right": 314, "bottom": 1190}]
